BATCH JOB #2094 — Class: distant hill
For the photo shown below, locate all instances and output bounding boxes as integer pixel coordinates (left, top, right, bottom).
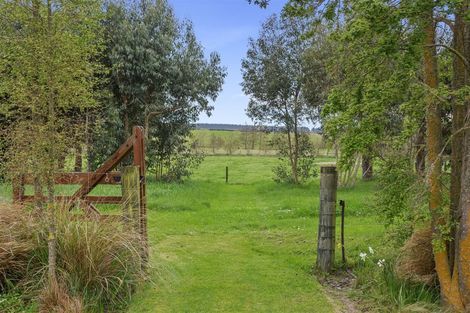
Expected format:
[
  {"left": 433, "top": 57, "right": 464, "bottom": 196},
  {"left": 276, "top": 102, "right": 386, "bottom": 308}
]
[{"left": 194, "top": 123, "right": 320, "bottom": 133}]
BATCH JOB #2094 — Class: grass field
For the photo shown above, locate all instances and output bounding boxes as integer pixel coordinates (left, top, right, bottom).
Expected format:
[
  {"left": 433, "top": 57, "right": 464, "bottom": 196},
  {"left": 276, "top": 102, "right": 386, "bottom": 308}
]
[
  {"left": 190, "top": 129, "right": 332, "bottom": 157},
  {"left": 0, "top": 155, "right": 383, "bottom": 312},
  {"left": 126, "top": 155, "right": 383, "bottom": 313}
]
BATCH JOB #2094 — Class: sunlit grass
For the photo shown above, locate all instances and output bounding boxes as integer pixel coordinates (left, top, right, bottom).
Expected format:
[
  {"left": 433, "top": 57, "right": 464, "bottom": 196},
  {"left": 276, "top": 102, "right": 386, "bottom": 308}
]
[{"left": 128, "top": 155, "right": 383, "bottom": 313}]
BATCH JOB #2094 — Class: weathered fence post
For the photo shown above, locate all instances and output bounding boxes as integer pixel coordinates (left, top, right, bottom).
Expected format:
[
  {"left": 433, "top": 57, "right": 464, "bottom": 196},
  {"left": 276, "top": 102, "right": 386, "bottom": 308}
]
[
  {"left": 226, "top": 166, "right": 229, "bottom": 183},
  {"left": 317, "top": 166, "right": 338, "bottom": 272},
  {"left": 121, "top": 166, "right": 141, "bottom": 234}
]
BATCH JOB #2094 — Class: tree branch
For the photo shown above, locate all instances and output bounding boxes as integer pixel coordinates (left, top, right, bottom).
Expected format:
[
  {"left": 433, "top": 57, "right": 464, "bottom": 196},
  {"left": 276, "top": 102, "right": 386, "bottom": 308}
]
[
  {"left": 144, "top": 106, "right": 184, "bottom": 139},
  {"left": 426, "top": 44, "right": 470, "bottom": 70},
  {"left": 434, "top": 16, "right": 455, "bottom": 31}
]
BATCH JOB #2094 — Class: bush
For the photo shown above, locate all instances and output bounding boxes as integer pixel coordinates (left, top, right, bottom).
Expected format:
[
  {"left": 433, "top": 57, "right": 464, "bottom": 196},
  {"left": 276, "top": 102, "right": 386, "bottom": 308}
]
[
  {"left": 0, "top": 290, "right": 37, "bottom": 313},
  {"left": 271, "top": 132, "right": 318, "bottom": 184},
  {"left": 0, "top": 203, "right": 145, "bottom": 312}
]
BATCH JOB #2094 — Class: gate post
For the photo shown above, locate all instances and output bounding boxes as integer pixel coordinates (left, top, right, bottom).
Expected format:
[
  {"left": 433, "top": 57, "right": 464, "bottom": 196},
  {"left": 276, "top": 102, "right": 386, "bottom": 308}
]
[
  {"left": 132, "top": 126, "right": 148, "bottom": 266},
  {"left": 317, "top": 166, "right": 338, "bottom": 272},
  {"left": 121, "top": 166, "right": 140, "bottom": 233}
]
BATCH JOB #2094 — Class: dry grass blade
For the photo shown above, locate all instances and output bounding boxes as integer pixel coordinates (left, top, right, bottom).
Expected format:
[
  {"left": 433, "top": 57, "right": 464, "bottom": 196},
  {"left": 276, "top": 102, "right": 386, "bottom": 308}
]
[
  {"left": 396, "top": 227, "right": 436, "bottom": 286},
  {"left": 39, "top": 281, "right": 83, "bottom": 313},
  {"left": 0, "top": 203, "right": 36, "bottom": 290}
]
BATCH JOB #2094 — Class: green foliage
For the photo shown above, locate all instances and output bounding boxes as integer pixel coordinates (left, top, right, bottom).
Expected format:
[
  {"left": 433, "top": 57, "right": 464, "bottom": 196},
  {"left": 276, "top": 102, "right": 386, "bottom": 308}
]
[
  {"left": 0, "top": 0, "right": 104, "bottom": 190},
  {"left": 155, "top": 142, "right": 204, "bottom": 182},
  {"left": 92, "top": 0, "right": 226, "bottom": 180},
  {"left": 0, "top": 291, "right": 37, "bottom": 313},
  {"left": 271, "top": 133, "right": 318, "bottom": 183},
  {"left": 355, "top": 260, "right": 440, "bottom": 312},
  {"left": 375, "top": 154, "right": 427, "bottom": 245}
]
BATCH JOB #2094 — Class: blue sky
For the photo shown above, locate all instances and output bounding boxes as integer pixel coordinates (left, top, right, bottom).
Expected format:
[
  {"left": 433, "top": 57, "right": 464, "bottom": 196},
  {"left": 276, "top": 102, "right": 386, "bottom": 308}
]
[{"left": 169, "top": 0, "right": 285, "bottom": 125}]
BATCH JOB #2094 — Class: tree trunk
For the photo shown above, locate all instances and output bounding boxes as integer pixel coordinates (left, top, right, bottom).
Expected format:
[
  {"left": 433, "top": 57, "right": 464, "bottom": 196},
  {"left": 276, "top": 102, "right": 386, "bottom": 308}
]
[
  {"left": 47, "top": 179, "right": 57, "bottom": 284},
  {"left": 361, "top": 154, "right": 373, "bottom": 180},
  {"left": 415, "top": 123, "right": 426, "bottom": 176},
  {"left": 123, "top": 95, "right": 130, "bottom": 138},
  {"left": 57, "top": 155, "right": 66, "bottom": 170},
  {"left": 458, "top": 103, "right": 470, "bottom": 308},
  {"left": 286, "top": 129, "right": 298, "bottom": 183},
  {"left": 46, "top": 0, "right": 57, "bottom": 286},
  {"left": 423, "top": 10, "right": 464, "bottom": 310},
  {"left": 457, "top": 0, "right": 470, "bottom": 307},
  {"left": 449, "top": 2, "right": 467, "bottom": 275},
  {"left": 291, "top": 96, "right": 300, "bottom": 184},
  {"left": 74, "top": 144, "right": 82, "bottom": 172}
]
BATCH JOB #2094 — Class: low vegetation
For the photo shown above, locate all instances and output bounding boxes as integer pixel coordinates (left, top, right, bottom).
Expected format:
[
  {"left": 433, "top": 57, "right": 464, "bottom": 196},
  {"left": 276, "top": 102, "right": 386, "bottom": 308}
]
[{"left": 0, "top": 204, "right": 145, "bottom": 312}]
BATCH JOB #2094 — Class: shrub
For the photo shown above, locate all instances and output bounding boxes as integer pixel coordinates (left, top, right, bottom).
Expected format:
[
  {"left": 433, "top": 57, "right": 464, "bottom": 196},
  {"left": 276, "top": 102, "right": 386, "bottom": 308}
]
[
  {"left": 40, "top": 211, "right": 145, "bottom": 311},
  {"left": 0, "top": 203, "right": 145, "bottom": 312},
  {"left": 0, "top": 290, "right": 37, "bottom": 313},
  {"left": 271, "top": 133, "right": 318, "bottom": 184}
]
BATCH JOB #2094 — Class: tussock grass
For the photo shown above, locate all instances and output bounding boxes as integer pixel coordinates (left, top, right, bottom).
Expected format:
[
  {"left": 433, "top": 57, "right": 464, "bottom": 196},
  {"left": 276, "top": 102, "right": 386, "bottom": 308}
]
[
  {"left": 39, "top": 282, "right": 83, "bottom": 313},
  {"left": 0, "top": 203, "right": 36, "bottom": 290},
  {"left": 0, "top": 203, "right": 145, "bottom": 312},
  {"left": 396, "top": 227, "right": 435, "bottom": 285},
  {"left": 53, "top": 213, "right": 145, "bottom": 311}
]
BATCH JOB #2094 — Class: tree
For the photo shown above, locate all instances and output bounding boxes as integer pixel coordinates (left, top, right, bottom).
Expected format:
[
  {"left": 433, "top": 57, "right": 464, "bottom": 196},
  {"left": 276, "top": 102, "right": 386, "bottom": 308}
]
[
  {"left": 241, "top": 14, "right": 318, "bottom": 183},
  {"left": 94, "top": 0, "right": 226, "bottom": 181},
  {"left": 285, "top": 0, "right": 470, "bottom": 309},
  {"left": 0, "top": 0, "right": 103, "bottom": 283}
]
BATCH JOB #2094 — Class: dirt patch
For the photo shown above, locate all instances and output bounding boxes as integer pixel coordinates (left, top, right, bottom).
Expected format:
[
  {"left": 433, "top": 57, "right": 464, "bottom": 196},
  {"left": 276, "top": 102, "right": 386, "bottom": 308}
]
[{"left": 318, "top": 270, "right": 371, "bottom": 313}]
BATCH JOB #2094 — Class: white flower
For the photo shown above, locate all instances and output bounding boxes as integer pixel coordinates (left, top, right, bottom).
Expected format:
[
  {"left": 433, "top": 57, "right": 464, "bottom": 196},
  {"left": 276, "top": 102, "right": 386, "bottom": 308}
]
[
  {"left": 368, "top": 246, "right": 375, "bottom": 254},
  {"left": 377, "top": 259, "right": 385, "bottom": 268},
  {"left": 359, "top": 252, "right": 367, "bottom": 261}
]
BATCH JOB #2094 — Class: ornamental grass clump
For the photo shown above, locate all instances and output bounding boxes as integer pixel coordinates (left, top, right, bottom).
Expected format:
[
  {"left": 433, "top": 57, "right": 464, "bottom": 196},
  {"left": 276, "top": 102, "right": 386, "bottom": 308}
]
[
  {"left": 53, "top": 212, "right": 145, "bottom": 311},
  {"left": 0, "top": 202, "right": 146, "bottom": 312},
  {"left": 395, "top": 227, "right": 435, "bottom": 286},
  {"left": 38, "top": 281, "right": 83, "bottom": 313},
  {"left": 0, "top": 203, "right": 37, "bottom": 290}
]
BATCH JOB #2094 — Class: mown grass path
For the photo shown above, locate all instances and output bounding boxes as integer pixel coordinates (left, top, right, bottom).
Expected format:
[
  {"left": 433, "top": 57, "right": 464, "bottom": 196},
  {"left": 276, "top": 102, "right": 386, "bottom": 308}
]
[{"left": 127, "top": 156, "right": 381, "bottom": 313}]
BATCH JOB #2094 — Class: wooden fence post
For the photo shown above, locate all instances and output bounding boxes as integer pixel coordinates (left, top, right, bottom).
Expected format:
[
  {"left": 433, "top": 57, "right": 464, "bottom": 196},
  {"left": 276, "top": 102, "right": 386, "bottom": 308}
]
[
  {"left": 226, "top": 166, "right": 228, "bottom": 183},
  {"left": 132, "top": 126, "right": 148, "bottom": 266},
  {"left": 317, "top": 166, "right": 338, "bottom": 272},
  {"left": 121, "top": 166, "right": 141, "bottom": 233}
]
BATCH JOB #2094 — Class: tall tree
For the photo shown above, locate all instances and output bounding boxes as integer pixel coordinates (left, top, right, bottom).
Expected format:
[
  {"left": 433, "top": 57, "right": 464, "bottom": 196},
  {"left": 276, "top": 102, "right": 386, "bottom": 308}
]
[
  {"left": 284, "top": 0, "right": 470, "bottom": 309},
  {"left": 0, "top": 0, "right": 103, "bottom": 282},
  {"left": 241, "top": 14, "right": 318, "bottom": 184},
  {"left": 93, "top": 0, "right": 225, "bottom": 180}
]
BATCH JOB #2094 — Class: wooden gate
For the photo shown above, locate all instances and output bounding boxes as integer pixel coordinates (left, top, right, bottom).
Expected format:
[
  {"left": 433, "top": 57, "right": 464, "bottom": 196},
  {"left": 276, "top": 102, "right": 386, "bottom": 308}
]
[{"left": 12, "top": 126, "right": 148, "bottom": 261}]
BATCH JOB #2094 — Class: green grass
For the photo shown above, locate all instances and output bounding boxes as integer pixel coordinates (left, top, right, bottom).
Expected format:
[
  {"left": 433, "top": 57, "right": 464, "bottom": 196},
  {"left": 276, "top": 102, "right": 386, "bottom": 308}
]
[
  {"left": 191, "top": 129, "right": 331, "bottom": 156},
  {"left": 127, "top": 155, "right": 383, "bottom": 313},
  {"left": 0, "top": 155, "right": 384, "bottom": 312}
]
